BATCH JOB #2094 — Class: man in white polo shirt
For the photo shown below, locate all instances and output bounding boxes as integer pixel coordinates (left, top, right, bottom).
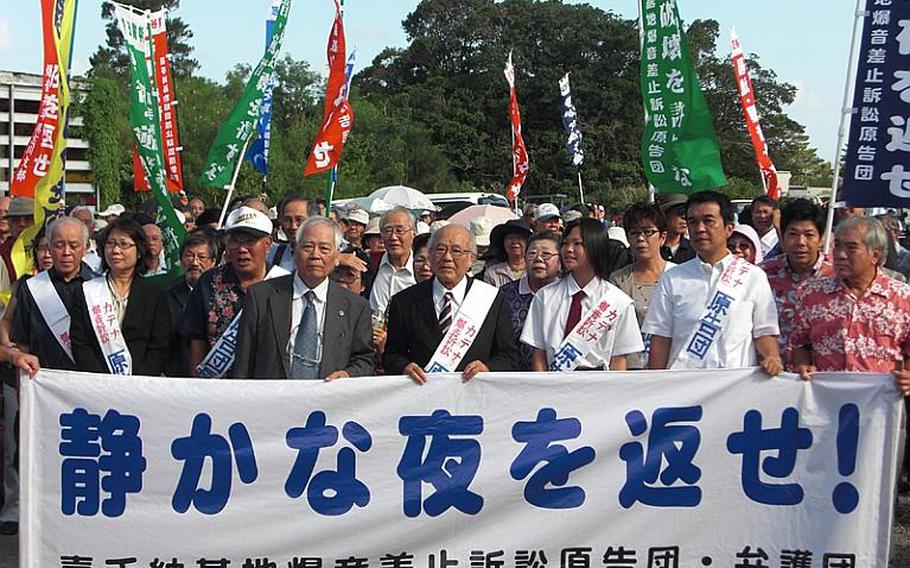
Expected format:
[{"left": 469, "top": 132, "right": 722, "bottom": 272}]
[
  {"left": 642, "top": 191, "right": 782, "bottom": 375},
  {"left": 369, "top": 207, "right": 417, "bottom": 314}
]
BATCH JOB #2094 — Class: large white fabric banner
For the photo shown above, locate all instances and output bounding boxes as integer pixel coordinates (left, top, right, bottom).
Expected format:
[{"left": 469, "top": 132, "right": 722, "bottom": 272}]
[{"left": 20, "top": 368, "right": 904, "bottom": 567}]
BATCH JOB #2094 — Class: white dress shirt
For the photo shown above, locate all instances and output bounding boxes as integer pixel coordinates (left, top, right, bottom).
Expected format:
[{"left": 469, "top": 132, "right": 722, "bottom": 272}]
[
  {"left": 288, "top": 274, "right": 329, "bottom": 369},
  {"left": 759, "top": 229, "right": 779, "bottom": 257},
  {"left": 521, "top": 275, "right": 644, "bottom": 369},
  {"left": 369, "top": 251, "right": 416, "bottom": 313},
  {"left": 432, "top": 276, "right": 469, "bottom": 319},
  {"left": 641, "top": 253, "right": 779, "bottom": 369}
]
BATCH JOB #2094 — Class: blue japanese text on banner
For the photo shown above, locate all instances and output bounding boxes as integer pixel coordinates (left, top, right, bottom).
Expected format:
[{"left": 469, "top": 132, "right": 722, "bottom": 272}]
[
  {"left": 21, "top": 369, "right": 903, "bottom": 567},
  {"left": 842, "top": 1, "right": 910, "bottom": 207}
]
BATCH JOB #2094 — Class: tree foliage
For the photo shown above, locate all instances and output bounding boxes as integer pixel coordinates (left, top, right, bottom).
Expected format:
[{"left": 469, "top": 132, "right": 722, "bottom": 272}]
[{"left": 78, "top": 0, "right": 831, "bottom": 210}]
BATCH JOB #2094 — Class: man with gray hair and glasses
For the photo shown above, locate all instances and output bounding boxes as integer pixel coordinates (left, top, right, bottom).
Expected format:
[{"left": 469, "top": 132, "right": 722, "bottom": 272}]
[
  {"left": 384, "top": 223, "right": 519, "bottom": 384},
  {"left": 369, "top": 206, "right": 417, "bottom": 315},
  {"left": 233, "top": 216, "right": 374, "bottom": 380},
  {"left": 790, "top": 216, "right": 910, "bottom": 396}
]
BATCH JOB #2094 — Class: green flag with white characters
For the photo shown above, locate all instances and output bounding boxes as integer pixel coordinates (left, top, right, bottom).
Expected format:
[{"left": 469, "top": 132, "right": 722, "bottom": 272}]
[
  {"left": 640, "top": 0, "right": 726, "bottom": 193},
  {"left": 199, "top": 0, "right": 291, "bottom": 188},
  {"left": 113, "top": 2, "right": 185, "bottom": 279}
]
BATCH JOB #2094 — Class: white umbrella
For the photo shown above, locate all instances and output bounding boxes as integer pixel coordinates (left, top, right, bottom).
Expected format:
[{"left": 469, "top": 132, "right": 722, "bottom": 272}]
[
  {"left": 349, "top": 196, "right": 394, "bottom": 214},
  {"left": 368, "top": 185, "right": 435, "bottom": 211}
]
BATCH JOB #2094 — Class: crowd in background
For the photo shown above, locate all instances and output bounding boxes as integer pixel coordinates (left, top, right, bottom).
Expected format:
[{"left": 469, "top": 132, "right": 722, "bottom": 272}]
[{"left": 0, "top": 189, "right": 909, "bottom": 535}]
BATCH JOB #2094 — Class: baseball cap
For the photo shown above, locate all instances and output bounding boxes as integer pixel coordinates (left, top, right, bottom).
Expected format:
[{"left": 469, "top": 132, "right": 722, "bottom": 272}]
[
  {"left": 346, "top": 208, "right": 369, "bottom": 226},
  {"left": 470, "top": 217, "right": 493, "bottom": 247},
  {"left": 536, "top": 203, "right": 561, "bottom": 221},
  {"left": 225, "top": 206, "right": 272, "bottom": 238}
]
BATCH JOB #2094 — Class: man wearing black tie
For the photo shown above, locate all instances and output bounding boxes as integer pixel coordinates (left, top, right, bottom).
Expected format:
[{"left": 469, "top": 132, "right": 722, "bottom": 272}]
[
  {"left": 384, "top": 224, "right": 519, "bottom": 383},
  {"left": 233, "top": 217, "right": 374, "bottom": 380}
]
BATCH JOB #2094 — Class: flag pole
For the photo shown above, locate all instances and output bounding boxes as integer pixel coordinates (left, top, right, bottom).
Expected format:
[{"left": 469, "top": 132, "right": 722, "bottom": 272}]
[
  {"left": 218, "top": 137, "right": 251, "bottom": 228},
  {"left": 823, "top": 0, "right": 865, "bottom": 254},
  {"left": 325, "top": 0, "right": 345, "bottom": 215},
  {"left": 577, "top": 170, "right": 585, "bottom": 204}
]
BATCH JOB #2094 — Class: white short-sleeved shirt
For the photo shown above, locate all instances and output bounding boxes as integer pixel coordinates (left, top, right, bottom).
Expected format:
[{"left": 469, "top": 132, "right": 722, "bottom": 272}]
[
  {"left": 369, "top": 252, "right": 416, "bottom": 313},
  {"left": 641, "top": 253, "right": 780, "bottom": 368},
  {"left": 521, "top": 275, "right": 644, "bottom": 369}
]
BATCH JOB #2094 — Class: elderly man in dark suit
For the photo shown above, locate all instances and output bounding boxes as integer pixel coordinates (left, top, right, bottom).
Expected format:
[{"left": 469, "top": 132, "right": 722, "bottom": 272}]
[
  {"left": 233, "top": 216, "right": 374, "bottom": 380},
  {"left": 384, "top": 223, "right": 519, "bottom": 383}
]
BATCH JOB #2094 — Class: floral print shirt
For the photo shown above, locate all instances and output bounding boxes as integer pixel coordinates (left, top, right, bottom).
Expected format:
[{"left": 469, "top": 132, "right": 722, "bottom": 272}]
[
  {"left": 184, "top": 264, "right": 246, "bottom": 348},
  {"left": 789, "top": 271, "right": 910, "bottom": 372}
]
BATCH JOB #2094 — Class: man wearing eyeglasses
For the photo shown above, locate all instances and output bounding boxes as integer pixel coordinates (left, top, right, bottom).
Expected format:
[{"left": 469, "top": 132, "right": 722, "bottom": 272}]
[
  {"left": 233, "top": 216, "right": 374, "bottom": 380},
  {"left": 184, "top": 206, "right": 283, "bottom": 377},
  {"left": 369, "top": 207, "right": 417, "bottom": 315},
  {"left": 164, "top": 233, "right": 217, "bottom": 377},
  {"left": 384, "top": 224, "right": 519, "bottom": 383}
]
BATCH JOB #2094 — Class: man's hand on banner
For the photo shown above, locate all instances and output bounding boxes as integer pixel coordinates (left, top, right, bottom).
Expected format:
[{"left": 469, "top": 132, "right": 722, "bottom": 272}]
[
  {"left": 893, "top": 366, "right": 910, "bottom": 397},
  {"left": 755, "top": 336, "right": 782, "bottom": 377},
  {"left": 760, "top": 355, "right": 783, "bottom": 377},
  {"left": 404, "top": 362, "right": 428, "bottom": 385},
  {"left": 793, "top": 364, "right": 817, "bottom": 381},
  {"left": 324, "top": 370, "right": 350, "bottom": 382},
  {"left": 462, "top": 360, "right": 489, "bottom": 382},
  {"left": 8, "top": 347, "right": 40, "bottom": 378}
]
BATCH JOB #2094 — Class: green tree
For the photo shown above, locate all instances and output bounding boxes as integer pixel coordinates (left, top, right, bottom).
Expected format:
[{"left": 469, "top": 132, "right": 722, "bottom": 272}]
[{"left": 75, "top": 77, "right": 133, "bottom": 208}]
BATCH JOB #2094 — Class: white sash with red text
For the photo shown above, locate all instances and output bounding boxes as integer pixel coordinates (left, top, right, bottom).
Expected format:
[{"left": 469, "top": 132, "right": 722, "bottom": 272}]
[
  {"left": 82, "top": 276, "right": 132, "bottom": 375},
  {"left": 426, "top": 280, "right": 499, "bottom": 373},
  {"left": 549, "top": 283, "right": 632, "bottom": 372},
  {"left": 672, "top": 255, "right": 750, "bottom": 369},
  {"left": 26, "top": 270, "right": 74, "bottom": 362},
  {"left": 196, "top": 265, "right": 291, "bottom": 378}
]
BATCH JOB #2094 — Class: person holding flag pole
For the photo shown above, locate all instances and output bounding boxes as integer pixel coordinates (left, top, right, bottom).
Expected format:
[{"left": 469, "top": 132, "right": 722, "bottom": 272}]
[{"left": 198, "top": 0, "right": 292, "bottom": 227}]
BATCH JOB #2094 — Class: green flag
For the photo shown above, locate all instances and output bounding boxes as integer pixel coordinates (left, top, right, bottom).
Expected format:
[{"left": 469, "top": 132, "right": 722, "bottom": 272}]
[
  {"left": 640, "top": 0, "right": 726, "bottom": 193},
  {"left": 113, "top": 3, "right": 185, "bottom": 279},
  {"left": 199, "top": 0, "right": 291, "bottom": 188}
]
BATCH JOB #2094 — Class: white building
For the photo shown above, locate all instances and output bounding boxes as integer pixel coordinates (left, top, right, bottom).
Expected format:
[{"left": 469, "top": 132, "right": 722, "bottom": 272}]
[{"left": 0, "top": 70, "right": 96, "bottom": 205}]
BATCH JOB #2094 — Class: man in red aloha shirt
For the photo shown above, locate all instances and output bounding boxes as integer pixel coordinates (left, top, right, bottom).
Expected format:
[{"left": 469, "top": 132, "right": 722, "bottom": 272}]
[
  {"left": 760, "top": 199, "right": 834, "bottom": 367},
  {"left": 790, "top": 216, "right": 910, "bottom": 395}
]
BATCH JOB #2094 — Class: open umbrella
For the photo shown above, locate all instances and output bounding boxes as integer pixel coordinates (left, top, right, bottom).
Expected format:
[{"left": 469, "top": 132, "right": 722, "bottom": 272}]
[
  {"left": 447, "top": 204, "right": 518, "bottom": 229},
  {"left": 348, "top": 196, "right": 394, "bottom": 214},
  {"left": 368, "top": 185, "right": 435, "bottom": 211}
]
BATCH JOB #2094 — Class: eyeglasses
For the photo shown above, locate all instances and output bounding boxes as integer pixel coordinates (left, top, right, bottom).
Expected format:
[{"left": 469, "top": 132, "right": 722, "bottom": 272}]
[
  {"left": 105, "top": 240, "right": 136, "bottom": 250},
  {"left": 627, "top": 228, "right": 661, "bottom": 240},
  {"left": 381, "top": 226, "right": 412, "bottom": 237},
  {"left": 181, "top": 253, "right": 212, "bottom": 263},
  {"left": 432, "top": 245, "right": 470, "bottom": 259},
  {"left": 526, "top": 251, "right": 558, "bottom": 262}
]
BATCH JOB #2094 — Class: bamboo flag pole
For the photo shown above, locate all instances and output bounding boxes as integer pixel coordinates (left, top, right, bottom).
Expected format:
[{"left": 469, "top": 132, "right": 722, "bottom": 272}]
[
  {"left": 823, "top": 0, "right": 866, "bottom": 254},
  {"left": 218, "top": 137, "right": 252, "bottom": 228}
]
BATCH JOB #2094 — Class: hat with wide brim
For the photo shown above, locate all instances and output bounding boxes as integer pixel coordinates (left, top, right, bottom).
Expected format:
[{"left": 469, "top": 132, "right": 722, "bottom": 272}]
[
  {"left": 490, "top": 219, "right": 532, "bottom": 252},
  {"left": 657, "top": 193, "right": 688, "bottom": 211}
]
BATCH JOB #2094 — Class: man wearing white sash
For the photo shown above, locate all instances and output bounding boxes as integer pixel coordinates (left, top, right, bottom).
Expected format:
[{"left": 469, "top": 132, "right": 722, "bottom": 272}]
[
  {"left": 522, "top": 219, "right": 643, "bottom": 371},
  {"left": 184, "top": 207, "right": 277, "bottom": 377},
  {"left": 384, "top": 224, "right": 519, "bottom": 384},
  {"left": 642, "top": 191, "right": 782, "bottom": 375},
  {"left": 11, "top": 218, "right": 93, "bottom": 370}
]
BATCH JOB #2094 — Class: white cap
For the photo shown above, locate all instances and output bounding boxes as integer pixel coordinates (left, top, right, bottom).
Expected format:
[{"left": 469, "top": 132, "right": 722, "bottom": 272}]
[
  {"left": 346, "top": 208, "right": 369, "bottom": 226},
  {"left": 607, "top": 226, "right": 630, "bottom": 248},
  {"left": 429, "top": 220, "right": 450, "bottom": 234},
  {"left": 536, "top": 203, "right": 561, "bottom": 221},
  {"left": 225, "top": 206, "right": 272, "bottom": 238},
  {"left": 416, "top": 221, "right": 431, "bottom": 235},
  {"left": 470, "top": 217, "right": 493, "bottom": 247},
  {"left": 99, "top": 204, "right": 125, "bottom": 217}
]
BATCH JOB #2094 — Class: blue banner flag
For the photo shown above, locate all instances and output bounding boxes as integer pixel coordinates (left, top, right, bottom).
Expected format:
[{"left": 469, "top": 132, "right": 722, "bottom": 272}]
[
  {"left": 559, "top": 73, "right": 584, "bottom": 168},
  {"left": 245, "top": 0, "right": 282, "bottom": 177},
  {"left": 842, "top": 0, "right": 910, "bottom": 207}
]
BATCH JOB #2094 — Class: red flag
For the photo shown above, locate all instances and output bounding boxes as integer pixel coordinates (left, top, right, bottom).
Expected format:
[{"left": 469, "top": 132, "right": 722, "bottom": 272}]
[
  {"left": 10, "top": 0, "right": 63, "bottom": 197},
  {"left": 731, "top": 27, "right": 779, "bottom": 199},
  {"left": 305, "top": 0, "right": 353, "bottom": 176},
  {"left": 150, "top": 10, "right": 184, "bottom": 193},
  {"left": 504, "top": 52, "right": 529, "bottom": 202},
  {"left": 305, "top": 100, "right": 354, "bottom": 176},
  {"left": 132, "top": 146, "right": 150, "bottom": 192}
]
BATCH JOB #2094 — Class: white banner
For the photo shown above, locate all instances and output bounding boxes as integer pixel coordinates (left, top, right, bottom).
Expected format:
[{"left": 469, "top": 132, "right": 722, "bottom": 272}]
[{"left": 21, "top": 368, "right": 903, "bottom": 567}]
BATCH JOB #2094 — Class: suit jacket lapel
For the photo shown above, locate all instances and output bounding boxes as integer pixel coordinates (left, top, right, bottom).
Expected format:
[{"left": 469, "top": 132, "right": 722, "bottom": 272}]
[
  {"left": 322, "top": 281, "right": 346, "bottom": 377},
  {"left": 268, "top": 277, "right": 293, "bottom": 377}
]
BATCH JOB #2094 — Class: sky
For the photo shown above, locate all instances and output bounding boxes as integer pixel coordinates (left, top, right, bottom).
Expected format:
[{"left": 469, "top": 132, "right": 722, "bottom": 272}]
[{"left": 0, "top": 0, "right": 858, "bottom": 164}]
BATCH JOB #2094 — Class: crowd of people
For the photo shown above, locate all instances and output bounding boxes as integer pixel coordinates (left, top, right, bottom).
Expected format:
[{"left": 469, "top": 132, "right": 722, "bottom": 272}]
[{"left": 0, "top": 189, "right": 908, "bottom": 536}]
